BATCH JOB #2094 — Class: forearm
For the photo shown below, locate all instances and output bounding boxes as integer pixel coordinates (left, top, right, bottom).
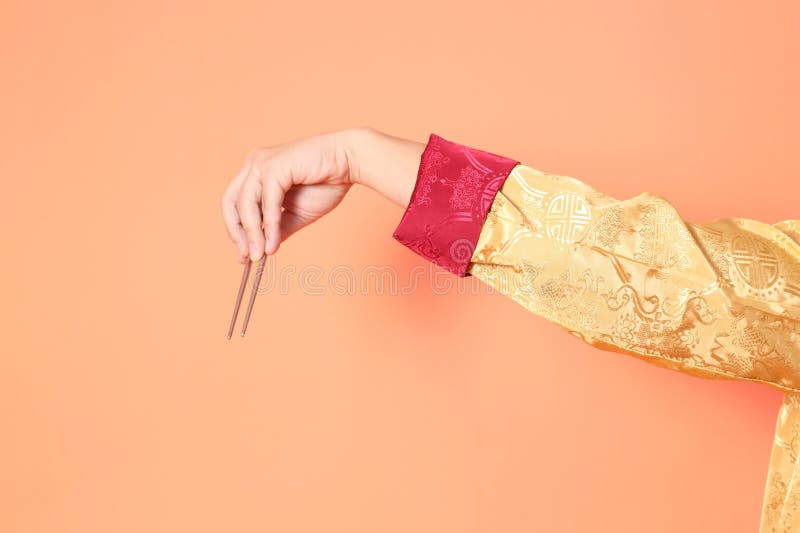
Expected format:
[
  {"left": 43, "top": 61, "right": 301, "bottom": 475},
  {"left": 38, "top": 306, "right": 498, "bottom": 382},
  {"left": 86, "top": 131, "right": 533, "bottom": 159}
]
[{"left": 343, "top": 127, "right": 424, "bottom": 208}]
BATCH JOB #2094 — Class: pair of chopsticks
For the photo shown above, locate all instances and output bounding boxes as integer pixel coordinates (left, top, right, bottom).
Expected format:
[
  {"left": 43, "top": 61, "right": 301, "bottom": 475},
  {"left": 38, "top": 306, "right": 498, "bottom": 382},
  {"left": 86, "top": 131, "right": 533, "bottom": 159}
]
[{"left": 227, "top": 255, "right": 267, "bottom": 339}]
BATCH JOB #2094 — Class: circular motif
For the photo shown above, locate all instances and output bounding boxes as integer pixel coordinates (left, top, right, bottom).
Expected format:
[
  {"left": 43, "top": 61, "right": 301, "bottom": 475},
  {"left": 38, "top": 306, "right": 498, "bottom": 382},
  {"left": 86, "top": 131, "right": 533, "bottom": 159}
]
[
  {"left": 449, "top": 238, "right": 475, "bottom": 263},
  {"left": 730, "top": 234, "right": 780, "bottom": 290},
  {"left": 545, "top": 193, "right": 592, "bottom": 244}
]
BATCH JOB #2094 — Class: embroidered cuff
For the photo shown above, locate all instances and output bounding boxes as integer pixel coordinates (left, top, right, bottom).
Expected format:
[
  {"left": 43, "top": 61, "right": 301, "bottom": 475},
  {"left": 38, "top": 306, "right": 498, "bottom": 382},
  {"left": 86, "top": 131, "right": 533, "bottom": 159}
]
[{"left": 392, "top": 133, "right": 519, "bottom": 277}]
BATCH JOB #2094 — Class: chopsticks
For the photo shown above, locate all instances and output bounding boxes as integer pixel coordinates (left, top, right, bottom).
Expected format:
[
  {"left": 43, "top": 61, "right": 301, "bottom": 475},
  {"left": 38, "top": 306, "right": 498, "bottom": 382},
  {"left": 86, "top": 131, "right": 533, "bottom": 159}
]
[{"left": 227, "top": 254, "right": 267, "bottom": 339}]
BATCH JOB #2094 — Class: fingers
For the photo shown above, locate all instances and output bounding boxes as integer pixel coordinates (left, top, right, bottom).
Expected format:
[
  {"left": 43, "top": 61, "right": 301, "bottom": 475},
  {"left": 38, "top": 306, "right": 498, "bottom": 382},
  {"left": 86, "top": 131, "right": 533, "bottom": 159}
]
[
  {"left": 223, "top": 132, "right": 352, "bottom": 262},
  {"left": 237, "top": 159, "right": 266, "bottom": 261},
  {"left": 235, "top": 147, "right": 290, "bottom": 260},
  {"left": 262, "top": 175, "right": 286, "bottom": 255},
  {"left": 221, "top": 200, "right": 249, "bottom": 263},
  {"left": 222, "top": 159, "right": 252, "bottom": 263}
]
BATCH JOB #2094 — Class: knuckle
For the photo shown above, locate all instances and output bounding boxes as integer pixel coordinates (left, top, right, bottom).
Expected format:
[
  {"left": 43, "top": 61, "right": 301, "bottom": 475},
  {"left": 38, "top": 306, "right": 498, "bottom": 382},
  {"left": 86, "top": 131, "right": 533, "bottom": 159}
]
[
  {"left": 246, "top": 146, "right": 264, "bottom": 161},
  {"left": 234, "top": 195, "right": 245, "bottom": 214},
  {"left": 236, "top": 183, "right": 253, "bottom": 205},
  {"left": 248, "top": 145, "right": 275, "bottom": 166}
]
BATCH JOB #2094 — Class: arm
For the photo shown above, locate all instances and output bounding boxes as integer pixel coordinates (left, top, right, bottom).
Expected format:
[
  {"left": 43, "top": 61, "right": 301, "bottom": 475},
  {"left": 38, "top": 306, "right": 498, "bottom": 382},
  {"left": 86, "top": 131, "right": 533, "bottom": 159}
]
[
  {"left": 222, "top": 127, "right": 800, "bottom": 393},
  {"left": 222, "top": 128, "right": 800, "bottom": 532}
]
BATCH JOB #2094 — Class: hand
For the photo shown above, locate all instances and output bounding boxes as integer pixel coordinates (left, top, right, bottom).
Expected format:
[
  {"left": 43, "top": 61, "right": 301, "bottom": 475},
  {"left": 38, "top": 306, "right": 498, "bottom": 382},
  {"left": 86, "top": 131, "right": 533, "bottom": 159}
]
[
  {"left": 221, "top": 127, "right": 425, "bottom": 263},
  {"left": 221, "top": 128, "right": 354, "bottom": 263}
]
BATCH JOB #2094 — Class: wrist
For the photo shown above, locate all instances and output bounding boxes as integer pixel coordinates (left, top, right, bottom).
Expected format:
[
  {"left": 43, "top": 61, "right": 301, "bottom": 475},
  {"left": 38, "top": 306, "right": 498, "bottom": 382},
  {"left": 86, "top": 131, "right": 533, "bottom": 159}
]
[
  {"left": 341, "top": 127, "right": 424, "bottom": 208},
  {"left": 339, "top": 126, "right": 372, "bottom": 187}
]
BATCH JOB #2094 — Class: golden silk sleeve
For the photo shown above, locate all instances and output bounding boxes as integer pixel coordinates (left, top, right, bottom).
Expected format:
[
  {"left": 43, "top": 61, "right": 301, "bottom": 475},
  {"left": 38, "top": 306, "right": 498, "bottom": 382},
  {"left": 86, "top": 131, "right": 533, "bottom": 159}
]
[
  {"left": 468, "top": 163, "right": 800, "bottom": 393},
  {"left": 466, "top": 163, "right": 800, "bottom": 532},
  {"left": 762, "top": 393, "right": 800, "bottom": 532}
]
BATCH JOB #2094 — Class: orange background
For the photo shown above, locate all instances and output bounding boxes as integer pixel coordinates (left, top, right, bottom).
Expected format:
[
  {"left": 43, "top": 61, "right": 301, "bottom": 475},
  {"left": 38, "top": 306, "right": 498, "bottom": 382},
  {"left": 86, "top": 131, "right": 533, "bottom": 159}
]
[{"left": 2, "top": 1, "right": 798, "bottom": 532}]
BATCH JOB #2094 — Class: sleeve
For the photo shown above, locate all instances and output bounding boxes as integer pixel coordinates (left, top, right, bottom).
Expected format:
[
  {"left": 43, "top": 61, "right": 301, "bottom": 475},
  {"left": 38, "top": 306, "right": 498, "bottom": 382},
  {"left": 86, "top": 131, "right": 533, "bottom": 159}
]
[
  {"left": 393, "top": 132, "right": 800, "bottom": 394},
  {"left": 392, "top": 133, "right": 520, "bottom": 277},
  {"left": 392, "top": 133, "right": 800, "bottom": 532}
]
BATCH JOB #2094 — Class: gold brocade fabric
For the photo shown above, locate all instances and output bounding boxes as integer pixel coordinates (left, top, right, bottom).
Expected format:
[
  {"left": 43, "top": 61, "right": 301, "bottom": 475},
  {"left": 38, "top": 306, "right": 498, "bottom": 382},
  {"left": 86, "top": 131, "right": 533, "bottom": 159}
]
[{"left": 466, "top": 164, "right": 800, "bottom": 531}]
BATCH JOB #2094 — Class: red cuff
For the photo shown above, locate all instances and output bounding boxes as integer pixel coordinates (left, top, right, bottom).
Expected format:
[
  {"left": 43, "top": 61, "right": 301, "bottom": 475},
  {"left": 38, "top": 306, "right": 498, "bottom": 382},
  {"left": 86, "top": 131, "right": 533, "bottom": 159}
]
[{"left": 392, "top": 133, "right": 519, "bottom": 277}]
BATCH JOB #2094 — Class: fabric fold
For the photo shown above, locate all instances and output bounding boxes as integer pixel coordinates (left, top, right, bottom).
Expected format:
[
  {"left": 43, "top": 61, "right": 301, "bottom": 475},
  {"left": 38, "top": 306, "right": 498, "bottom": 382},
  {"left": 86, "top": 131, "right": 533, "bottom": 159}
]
[{"left": 761, "top": 393, "right": 800, "bottom": 532}]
